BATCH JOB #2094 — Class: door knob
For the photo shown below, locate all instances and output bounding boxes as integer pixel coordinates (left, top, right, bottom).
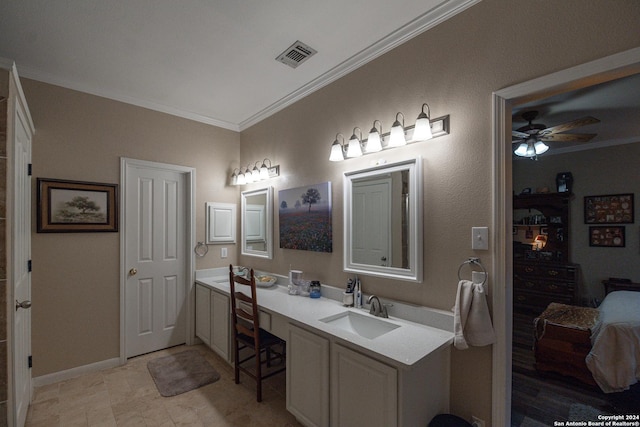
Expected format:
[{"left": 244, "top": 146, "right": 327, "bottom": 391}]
[
  {"left": 129, "top": 268, "right": 138, "bottom": 276},
  {"left": 15, "top": 300, "right": 32, "bottom": 311}
]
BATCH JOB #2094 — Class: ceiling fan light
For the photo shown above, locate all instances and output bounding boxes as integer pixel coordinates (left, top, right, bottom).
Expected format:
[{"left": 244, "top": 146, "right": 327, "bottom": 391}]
[
  {"left": 534, "top": 140, "right": 549, "bottom": 155},
  {"left": 514, "top": 142, "right": 529, "bottom": 157},
  {"left": 525, "top": 142, "right": 536, "bottom": 157}
]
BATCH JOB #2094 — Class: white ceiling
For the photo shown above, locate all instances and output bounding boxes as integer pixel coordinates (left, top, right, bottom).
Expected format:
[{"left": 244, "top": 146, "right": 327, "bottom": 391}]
[{"left": 0, "top": 0, "right": 479, "bottom": 131}]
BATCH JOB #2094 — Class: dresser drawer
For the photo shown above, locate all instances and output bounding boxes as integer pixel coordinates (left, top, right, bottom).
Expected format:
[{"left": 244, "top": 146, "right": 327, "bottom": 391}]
[
  {"left": 515, "top": 262, "right": 577, "bottom": 280},
  {"left": 514, "top": 276, "right": 574, "bottom": 296},
  {"left": 514, "top": 290, "right": 573, "bottom": 314}
]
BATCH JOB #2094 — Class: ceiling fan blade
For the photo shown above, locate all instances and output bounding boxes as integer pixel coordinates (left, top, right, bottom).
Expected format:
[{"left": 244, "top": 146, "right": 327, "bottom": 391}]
[
  {"left": 540, "top": 133, "right": 597, "bottom": 142},
  {"left": 511, "top": 139, "right": 524, "bottom": 144},
  {"left": 512, "top": 130, "right": 529, "bottom": 139},
  {"left": 539, "top": 116, "right": 600, "bottom": 135}
]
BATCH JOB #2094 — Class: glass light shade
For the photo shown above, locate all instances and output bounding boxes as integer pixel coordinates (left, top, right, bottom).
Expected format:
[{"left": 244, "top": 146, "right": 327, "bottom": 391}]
[
  {"left": 514, "top": 142, "right": 529, "bottom": 157},
  {"left": 389, "top": 121, "right": 406, "bottom": 147},
  {"left": 329, "top": 140, "right": 344, "bottom": 161},
  {"left": 231, "top": 172, "right": 238, "bottom": 186},
  {"left": 534, "top": 140, "right": 549, "bottom": 155},
  {"left": 412, "top": 116, "right": 433, "bottom": 141},
  {"left": 366, "top": 128, "right": 382, "bottom": 152},
  {"left": 244, "top": 168, "right": 254, "bottom": 183},
  {"left": 346, "top": 136, "right": 363, "bottom": 158},
  {"left": 237, "top": 172, "right": 246, "bottom": 185},
  {"left": 251, "top": 166, "right": 260, "bottom": 181},
  {"left": 259, "top": 164, "right": 269, "bottom": 180}
]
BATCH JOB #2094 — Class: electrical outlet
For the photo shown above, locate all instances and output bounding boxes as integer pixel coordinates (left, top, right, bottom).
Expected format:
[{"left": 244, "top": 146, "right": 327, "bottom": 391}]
[
  {"left": 221, "top": 247, "right": 228, "bottom": 258},
  {"left": 472, "top": 416, "right": 485, "bottom": 427}
]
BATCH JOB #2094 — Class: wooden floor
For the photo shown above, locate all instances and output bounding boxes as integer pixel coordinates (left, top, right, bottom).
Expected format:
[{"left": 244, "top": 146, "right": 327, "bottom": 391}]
[{"left": 511, "top": 311, "right": 640, "bottom": 426}]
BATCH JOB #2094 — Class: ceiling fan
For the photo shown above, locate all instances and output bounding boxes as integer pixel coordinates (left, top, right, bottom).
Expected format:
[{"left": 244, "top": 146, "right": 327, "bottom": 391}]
[{"left": 512, "top": 110, "right": 600, "bottom": 159}]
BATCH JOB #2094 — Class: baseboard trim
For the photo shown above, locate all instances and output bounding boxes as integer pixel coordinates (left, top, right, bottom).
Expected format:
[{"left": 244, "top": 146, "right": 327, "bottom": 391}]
[{"left": 32, "top": 357, "right": 123, "bottom": 387}]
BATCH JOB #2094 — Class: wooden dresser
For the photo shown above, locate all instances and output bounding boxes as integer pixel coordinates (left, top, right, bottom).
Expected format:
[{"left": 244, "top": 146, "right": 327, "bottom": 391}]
[{"left": 514, "top": 260, "right": 579, "bottom": 314}]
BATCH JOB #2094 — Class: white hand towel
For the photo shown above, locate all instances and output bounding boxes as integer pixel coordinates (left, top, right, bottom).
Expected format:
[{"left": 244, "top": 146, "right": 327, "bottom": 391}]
[{"left": 453, "top": 280, "right": 496, "bottom": 350}]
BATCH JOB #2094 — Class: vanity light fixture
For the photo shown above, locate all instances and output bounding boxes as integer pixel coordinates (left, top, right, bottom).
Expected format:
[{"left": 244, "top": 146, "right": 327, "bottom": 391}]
[
  {"left": 329, "top": 133, "right": 346, "bottom": 162},
  {"left": 328, "top": 103, "right": 450, "bottom": 162},
  {"left": 366, "top": 120, "right": 383, "bottom": 153},
  {"left": 388, "top": 112, "right": 407, "bottom": 147},
  {"left": 229, "top": 158, "right": 280, "bottom": 186},
  {"left": 412, "top": 103, "right": 433, "bottom": 141},
  {"left": 346, "top": 127, "right": 364, "bottom": 158},
  {"left": 251, "top": 161, "right": 261, "bottom": 182},
  {"left": 244, "top": 165, "right": 254, "bottom": 184}
]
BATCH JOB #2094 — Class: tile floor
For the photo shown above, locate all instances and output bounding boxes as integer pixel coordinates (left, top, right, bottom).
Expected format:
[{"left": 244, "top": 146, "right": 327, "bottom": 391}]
[{"left": 26, "top": 345, "right": 302, "bottom": 426}]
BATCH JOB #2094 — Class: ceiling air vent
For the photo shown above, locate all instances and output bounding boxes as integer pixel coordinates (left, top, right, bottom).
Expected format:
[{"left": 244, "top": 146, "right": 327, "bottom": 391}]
[{"left": 276, "top": 41, "right": 317, "bottom": 69}]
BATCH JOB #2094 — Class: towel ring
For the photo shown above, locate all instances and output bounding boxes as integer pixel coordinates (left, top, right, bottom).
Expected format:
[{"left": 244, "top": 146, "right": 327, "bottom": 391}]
[
  {"left": 194, "top": 241, "right": 209, "bottom": 257},
  {"left": 457, "top": 257, "right": 487, "bottom": 286}
]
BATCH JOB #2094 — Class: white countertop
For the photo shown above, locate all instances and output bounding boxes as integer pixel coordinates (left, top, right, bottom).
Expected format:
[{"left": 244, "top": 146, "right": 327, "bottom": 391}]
[{"left": 195, "top": 269, "right": 453, "bottom": 368}]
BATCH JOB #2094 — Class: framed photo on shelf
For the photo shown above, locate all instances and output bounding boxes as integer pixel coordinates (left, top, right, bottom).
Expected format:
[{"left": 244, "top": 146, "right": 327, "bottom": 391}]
[
  {"left": 584, "top": 193, "right": 634, "bottom": 224},
  {"left": 588, "top": 226, "right": 625, "bottom": 248},
  {"left": 37, "top": 178, "right": 119, "bottom": 233}
]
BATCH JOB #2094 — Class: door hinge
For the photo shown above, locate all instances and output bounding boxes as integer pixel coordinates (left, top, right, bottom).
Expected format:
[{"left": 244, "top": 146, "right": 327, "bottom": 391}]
[
  {"left": 28, "top": 260, "right": 32, "bottom": 272},
  {"left": 28, "top": 355, "right": 32, "bottom": 368},
  {"left": 28, "top": 164, "right": 32, "bottom": 176}
]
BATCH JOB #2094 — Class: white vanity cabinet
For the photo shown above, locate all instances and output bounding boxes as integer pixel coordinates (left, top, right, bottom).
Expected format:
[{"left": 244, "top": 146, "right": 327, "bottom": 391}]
[
  {"left": 287, "top": 324, "right": 330, "bottom": 427},
  {"left": 195, "top": 283, "right": 212, "bottom": 347},
  {"left": 286, "top": 323, "right": 450, "bottom": 427},
  {"left": 195, "top": 283, "right": 231, "bottom": 363},
  {"left": 331, "top": 343, "right": 397, "bottom": 427},
  {"left": 210, "top": 289, "right": 231, "bottom": 361}
]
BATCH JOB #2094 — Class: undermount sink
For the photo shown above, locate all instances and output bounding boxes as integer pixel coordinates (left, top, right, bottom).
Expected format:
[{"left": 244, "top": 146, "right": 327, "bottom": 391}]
[{"left": 319, "top": 311, "right": 400, "bottom": 339}]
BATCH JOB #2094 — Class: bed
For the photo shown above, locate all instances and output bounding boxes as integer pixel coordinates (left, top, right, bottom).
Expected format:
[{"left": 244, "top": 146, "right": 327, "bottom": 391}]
[{"left": 534, "top": 279, "right": 640, "bottom": 393}]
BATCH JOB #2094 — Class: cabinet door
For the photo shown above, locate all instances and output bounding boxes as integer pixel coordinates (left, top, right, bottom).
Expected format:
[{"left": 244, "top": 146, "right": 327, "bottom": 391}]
[
  {"left": 195, "top": 284, "right": 211, "bottom": 346},
  {"left": 211, "top": 290, "right": 231, "bottom": 362},
  {"left": 331, "top": 343, "right": 397, "bottom": 427},
  {"left": 287, "top": 324, "right": 330, "bottom": 427}
]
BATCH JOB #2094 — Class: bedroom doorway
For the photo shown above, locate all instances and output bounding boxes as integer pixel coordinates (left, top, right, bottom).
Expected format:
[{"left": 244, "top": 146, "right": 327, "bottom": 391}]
[{"left": 491, "top": 47, "right": 640, "bottom": 426}]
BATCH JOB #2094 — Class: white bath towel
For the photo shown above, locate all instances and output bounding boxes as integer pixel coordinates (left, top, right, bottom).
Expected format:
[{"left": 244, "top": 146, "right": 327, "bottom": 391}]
[{"left": 453, "top": 280, "right": 496, "bottom": 350}]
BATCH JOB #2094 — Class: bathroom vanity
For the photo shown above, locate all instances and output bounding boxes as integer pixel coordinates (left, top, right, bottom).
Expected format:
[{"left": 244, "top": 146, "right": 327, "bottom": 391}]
[{"left": 195, "top": 269, "right": 453, "bottom": 427}]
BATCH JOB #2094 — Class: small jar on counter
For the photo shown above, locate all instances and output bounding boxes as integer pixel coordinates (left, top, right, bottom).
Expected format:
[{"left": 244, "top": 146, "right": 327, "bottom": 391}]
[{"left": 309, "top": 281, "right": 321, "bottom": 298}]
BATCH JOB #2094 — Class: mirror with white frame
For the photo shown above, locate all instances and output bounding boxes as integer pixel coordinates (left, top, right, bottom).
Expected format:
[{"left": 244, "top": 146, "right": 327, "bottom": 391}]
[
  {"left": 241, "top": 187, "right": 273, "bottom": 259},
  {"left": 343, "top": 157, "right": 422, "bottom": 282}
]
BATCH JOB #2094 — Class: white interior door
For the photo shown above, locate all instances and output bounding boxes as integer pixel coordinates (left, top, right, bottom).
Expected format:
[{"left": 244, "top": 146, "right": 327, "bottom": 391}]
[
  {"left": 9, "top": 70, "right": 34, "bottom": 427},
  {"left": 352, "top": 178, "right": 392, "bottom": 266},
  {"left": 124, "top": 161, "right": 189, "bottom": 358}
]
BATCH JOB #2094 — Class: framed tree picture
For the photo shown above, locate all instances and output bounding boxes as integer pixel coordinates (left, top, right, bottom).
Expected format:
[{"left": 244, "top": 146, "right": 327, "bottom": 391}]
[
  {"left": 278, "top": 182, "right": 332, "bottom": 252},
  {"left": 37, "top": 178, "right": 119, "bottom": 232}
]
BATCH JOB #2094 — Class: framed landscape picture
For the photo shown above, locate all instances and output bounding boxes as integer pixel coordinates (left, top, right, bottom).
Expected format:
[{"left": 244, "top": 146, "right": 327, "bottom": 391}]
[
  {"left": 278, "top": 182, "right": 332, "bottom": 252},
  {"left": 37, "top": 178, "right": 119, "bottom": 232}
]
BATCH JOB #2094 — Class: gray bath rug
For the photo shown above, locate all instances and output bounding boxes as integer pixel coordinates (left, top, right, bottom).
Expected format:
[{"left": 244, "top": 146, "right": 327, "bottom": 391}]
[{"left": 147, "top": 350, "right": 220, "bottom": 397}]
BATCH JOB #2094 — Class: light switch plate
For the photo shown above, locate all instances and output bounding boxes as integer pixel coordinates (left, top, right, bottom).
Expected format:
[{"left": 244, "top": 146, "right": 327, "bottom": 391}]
[
  {"left": 472, "top": 227, "right": 489, "bottom": 250},
  {"left": 221, "top": 247, "right": 228, "bottom": 258}
]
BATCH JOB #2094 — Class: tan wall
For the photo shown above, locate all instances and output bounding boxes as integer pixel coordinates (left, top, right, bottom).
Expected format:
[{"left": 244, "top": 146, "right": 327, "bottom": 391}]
[
  {"left": 238, "top": 0, "right": 640, "bottom": 422},
  {"left": 22, "top": 80, "right": 240, "bottom": 377}
]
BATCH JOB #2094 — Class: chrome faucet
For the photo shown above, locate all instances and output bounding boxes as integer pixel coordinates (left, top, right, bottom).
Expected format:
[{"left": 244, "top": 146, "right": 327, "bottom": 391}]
[{"left": 367, "top": 295, "right": 389, "bottom": 318}]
